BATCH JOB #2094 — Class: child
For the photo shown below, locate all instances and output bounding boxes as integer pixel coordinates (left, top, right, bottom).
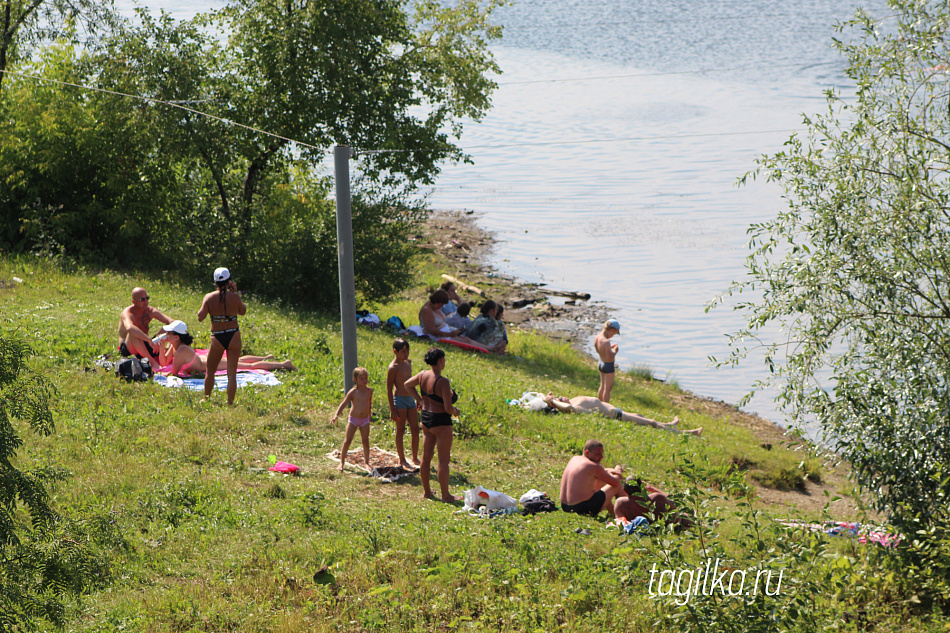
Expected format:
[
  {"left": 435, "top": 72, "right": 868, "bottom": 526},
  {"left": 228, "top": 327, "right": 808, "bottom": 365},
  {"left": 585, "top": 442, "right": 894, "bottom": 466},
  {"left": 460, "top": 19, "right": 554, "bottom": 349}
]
[
  {"left": 387, "top": 339, "right": 421, "bottom": 469},
  {"left": 495, "top": 304, "right": 509, "bottom": 345},
  {"left": 332, "top": 367, "right": 373, "bottom": 471},
  {"left": 594, "top": 319, "right": 620, "bottom": 403},
  {"left": 445, "top": 301, "right": 473, "bottom": 335}
]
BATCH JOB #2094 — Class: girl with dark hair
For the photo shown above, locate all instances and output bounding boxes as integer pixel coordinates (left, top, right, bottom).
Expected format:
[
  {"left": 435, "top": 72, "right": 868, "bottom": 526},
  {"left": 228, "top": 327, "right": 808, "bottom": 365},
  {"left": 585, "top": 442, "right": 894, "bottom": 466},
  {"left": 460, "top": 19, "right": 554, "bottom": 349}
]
[
  {"left": 157, "top": 320, "right": 296, "bottom": 378},
  {"left": 468, "top": 300, "right": 507, "bottom": 353},
  {"left": 404, "top": 347, "right": 461, "bottom": 502},
  {"left": 198, "top": 267, "right": 246, "bottom": 404}
]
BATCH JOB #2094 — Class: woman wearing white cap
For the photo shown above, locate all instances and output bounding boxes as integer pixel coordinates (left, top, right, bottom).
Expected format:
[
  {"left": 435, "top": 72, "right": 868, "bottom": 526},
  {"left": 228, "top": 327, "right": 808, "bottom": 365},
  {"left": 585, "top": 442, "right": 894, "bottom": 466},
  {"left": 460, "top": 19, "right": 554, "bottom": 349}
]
[
  {"left": 156, "top": 320, "right": 296, "bottom": 378},
  {"left": 198, "top": 267, "right": 246, "bottom": 404}
]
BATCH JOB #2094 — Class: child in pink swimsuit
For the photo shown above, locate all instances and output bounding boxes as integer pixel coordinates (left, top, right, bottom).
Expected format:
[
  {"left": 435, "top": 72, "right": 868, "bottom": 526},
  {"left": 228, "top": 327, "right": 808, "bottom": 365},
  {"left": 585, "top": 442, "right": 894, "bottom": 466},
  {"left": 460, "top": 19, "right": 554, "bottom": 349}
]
[{"left": 331, "top": 367, "right": 374, "bottom": 471}]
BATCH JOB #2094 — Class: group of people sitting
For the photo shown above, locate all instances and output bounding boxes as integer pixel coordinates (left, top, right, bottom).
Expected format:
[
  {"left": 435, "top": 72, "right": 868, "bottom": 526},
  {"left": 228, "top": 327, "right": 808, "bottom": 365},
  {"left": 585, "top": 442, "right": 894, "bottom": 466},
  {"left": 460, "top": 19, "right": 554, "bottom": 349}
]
[
  {"left": 117, "top": 268, "right": 296, "bottom": 405},
  {"left": 417, "top": 281, "right": 508, "bottom": 354}
]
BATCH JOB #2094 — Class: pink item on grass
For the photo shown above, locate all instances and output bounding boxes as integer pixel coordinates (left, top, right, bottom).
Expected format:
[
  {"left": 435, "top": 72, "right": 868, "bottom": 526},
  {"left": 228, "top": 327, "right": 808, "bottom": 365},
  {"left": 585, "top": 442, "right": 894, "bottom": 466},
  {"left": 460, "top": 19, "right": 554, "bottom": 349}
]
[{"left": 269, "top": 461, "right": 300, "bottom": 474}]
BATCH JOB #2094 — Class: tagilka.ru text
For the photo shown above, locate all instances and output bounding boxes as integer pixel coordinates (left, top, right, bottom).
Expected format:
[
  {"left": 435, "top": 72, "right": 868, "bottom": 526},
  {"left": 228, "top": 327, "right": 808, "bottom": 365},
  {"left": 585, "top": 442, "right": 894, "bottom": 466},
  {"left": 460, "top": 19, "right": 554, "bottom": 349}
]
[{"left": 648, "top": 559, "right": 785, "bottom": 605}]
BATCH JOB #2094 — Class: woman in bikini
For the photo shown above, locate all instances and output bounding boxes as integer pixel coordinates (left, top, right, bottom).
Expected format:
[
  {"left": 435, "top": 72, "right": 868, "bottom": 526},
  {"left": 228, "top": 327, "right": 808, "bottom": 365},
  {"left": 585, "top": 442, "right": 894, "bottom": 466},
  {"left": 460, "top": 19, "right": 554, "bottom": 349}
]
[
  {"left": 198, "top": 267, "right": 246, "bottom": 405},
  {"left": 403, "top": 347, "right": 460, "bottom": 503},
  {"left": 156, "top": 320, "right": 296, "bottom": 378}
]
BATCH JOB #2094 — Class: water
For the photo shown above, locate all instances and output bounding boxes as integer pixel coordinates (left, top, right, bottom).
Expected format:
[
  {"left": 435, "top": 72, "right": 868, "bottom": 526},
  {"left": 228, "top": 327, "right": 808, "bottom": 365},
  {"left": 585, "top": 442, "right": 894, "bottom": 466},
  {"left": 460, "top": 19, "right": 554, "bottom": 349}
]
[
  {"left": 115, "top": 0, "right": 888, "bottom": 433},
  {"left": 424, "top": 0, "right": 888, "bottom": 434}
]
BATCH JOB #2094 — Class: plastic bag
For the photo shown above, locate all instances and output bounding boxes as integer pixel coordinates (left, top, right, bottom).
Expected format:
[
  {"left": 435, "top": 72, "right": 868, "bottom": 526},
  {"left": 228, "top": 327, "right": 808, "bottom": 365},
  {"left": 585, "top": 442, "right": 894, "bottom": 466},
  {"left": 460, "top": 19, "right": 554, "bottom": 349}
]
[{"left": 463, "top": 486, "right": 517, "bottom": 511}]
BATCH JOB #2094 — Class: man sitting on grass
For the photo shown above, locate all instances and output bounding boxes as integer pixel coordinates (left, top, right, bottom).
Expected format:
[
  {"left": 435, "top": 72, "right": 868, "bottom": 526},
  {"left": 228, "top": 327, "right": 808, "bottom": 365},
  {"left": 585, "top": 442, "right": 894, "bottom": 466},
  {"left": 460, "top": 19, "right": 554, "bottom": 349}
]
[
  {"left": 118, "top": 286, "right": 173, "bottom": 363},
  {"left": 543, "top": 393, "right": 702, "bottom": 436},
  {"left": 559, "top": 439, "right": 691, "bottom": 526},
  {"left": 559, "top": 439, "right": 626, "bottom": 517}
]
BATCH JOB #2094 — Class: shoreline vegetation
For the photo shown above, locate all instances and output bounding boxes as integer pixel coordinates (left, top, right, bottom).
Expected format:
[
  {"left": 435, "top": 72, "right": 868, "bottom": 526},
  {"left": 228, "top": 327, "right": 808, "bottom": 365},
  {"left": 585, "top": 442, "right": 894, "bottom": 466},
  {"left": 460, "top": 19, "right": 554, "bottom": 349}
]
[{"left": 0, "top": 213, "right": 920, "bottom": 631}]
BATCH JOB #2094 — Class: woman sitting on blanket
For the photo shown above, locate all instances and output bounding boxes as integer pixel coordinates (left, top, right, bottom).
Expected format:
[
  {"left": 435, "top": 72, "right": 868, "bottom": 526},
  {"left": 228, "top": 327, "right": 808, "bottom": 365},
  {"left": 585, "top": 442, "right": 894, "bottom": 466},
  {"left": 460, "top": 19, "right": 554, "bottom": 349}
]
[
  {"left": 418, "top": 290, "right": 489, "bottom": 351},
  {"left": 467, "top": 300, "right": 507, "bottom": 354},
  {"left": 156, "top": 320, "right": 297, "bottom": 378}
]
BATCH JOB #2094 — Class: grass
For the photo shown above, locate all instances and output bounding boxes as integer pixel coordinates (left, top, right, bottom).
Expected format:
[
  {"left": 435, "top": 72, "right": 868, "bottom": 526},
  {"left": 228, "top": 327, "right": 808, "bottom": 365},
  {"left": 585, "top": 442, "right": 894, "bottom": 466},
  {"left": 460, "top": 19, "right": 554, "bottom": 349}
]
[{"left": 0, "top": 254, "right": 936, "bottom": 632}]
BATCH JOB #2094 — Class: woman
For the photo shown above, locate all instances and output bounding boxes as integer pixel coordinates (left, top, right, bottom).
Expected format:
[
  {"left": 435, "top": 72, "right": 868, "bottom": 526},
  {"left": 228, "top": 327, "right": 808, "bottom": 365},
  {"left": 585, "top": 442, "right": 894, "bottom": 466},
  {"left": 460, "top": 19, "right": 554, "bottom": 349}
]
[
  {"left": 156, "top": 320, "right": 296, "bottom": 378},
  {"left": 440, "top": 281, "right": 462, "bottom": 315},
  {"left": 467, "top": 300, "right": 507, "bottom": 353},
  {"left": 419, "top": 290, "right": 488, "bottom": 350},
  {"left": 404, "top": 348, "right": 460, "bottom": 502},
  {"left": 197, "top": 267, "right": 246, "bottom": 405}
]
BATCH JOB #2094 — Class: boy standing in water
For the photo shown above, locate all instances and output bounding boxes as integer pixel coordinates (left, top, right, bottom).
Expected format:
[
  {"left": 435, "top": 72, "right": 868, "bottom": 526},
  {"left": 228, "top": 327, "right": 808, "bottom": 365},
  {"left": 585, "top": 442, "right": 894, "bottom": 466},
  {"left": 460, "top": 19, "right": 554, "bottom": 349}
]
[
  {"left": 332, "top": 367, "right": 374, "bottom": 471},
  {"left": 594, "top": 319, "right": 620, "bottom": 403},
  {"left": 387, "top": 339, "right": 421, "bottom": 469}
]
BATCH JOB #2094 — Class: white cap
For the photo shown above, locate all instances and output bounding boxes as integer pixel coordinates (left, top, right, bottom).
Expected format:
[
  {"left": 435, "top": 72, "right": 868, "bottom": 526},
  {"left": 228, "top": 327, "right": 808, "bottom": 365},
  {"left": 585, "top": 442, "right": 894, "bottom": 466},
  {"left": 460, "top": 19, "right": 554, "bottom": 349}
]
[
  {"left": 162, "top": 320, "right": 188, "bottom": 335},
  {"left": 213, "top": 267, "right": 231, "bottom": 283}
]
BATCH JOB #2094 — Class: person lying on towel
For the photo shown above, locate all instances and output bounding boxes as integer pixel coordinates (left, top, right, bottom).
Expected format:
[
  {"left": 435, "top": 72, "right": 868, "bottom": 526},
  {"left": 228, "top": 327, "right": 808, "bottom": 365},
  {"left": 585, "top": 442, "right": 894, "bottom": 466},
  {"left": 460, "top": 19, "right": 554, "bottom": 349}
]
[{"left": 155, "top": 320, "right": 297, "bottom": 377}]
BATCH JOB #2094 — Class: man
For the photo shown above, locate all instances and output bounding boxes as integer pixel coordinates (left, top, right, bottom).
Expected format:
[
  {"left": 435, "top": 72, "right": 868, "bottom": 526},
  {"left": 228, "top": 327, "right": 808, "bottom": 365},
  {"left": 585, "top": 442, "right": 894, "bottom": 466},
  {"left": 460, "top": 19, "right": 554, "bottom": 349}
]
[
  {"left": 559, "top": 440, "right": 691, "bottom": 525},
  {"left": 593, "top": 318, "right": 620, "bottom": 402},
  {"left": 543, "top": 393, "right": 703, "bottom": 436},
  {"left": 117, "top": 287, "right": 173, "bottom": 361},
  {"left": 559, "top": 439, "right": 627, "bottom": 517}
]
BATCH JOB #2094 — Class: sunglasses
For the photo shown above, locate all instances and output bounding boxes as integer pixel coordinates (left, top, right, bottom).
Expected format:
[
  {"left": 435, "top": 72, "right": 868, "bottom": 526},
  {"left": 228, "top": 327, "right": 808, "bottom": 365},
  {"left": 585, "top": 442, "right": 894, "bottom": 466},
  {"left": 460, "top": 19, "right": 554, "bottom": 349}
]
[{"left": 137, "top": 295, "right": 149, "bottom": 301}]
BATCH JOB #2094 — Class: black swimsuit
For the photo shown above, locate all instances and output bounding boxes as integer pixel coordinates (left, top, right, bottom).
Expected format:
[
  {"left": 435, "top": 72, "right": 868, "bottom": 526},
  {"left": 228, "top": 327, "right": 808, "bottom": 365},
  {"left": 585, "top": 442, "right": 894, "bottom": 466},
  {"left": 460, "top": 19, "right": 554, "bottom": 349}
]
[
  {"left": 420, "top": 375, "right": 457, "bottom": 429},
  {"left": 210, "top": 315, "right": 239, "bottom": 348}
]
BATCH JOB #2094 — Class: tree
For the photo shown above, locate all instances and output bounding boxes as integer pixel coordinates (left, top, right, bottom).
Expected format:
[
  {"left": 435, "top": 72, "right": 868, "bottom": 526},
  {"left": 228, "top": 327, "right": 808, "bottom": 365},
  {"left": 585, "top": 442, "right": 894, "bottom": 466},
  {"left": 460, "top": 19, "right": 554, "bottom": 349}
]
[
  {"left": 0, "top": 0, "right": 114, "bottom": 94},
  {"left": 0, "top": 331, "right": 116, "bottom": 630},
  {"left": 714, "top": 0, "right": 950, "bottom": 526},
  {"left": 92, "top": 0, "right": 505, "bottom": 263}
]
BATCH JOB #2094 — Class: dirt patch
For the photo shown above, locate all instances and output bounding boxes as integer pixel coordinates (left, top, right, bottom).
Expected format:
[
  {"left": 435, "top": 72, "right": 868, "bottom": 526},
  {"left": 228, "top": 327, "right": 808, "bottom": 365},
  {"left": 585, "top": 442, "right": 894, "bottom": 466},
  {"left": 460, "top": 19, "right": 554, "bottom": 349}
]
[{"left": 326, "top": 446, "right": 417, "bottom": 473}]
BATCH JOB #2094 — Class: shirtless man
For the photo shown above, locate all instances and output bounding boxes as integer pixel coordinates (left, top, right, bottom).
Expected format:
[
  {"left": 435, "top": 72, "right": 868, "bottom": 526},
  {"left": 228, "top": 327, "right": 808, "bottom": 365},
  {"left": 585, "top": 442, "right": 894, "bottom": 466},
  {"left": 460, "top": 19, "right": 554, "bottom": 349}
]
[
  {"left": 117, "top": 287, "right": 173, "bottom": 362},
  {"left": 594, "top": 319, "right": 620, "bottom": 402},
  {"left": 559, "top": 439, "right": 627, "bottom": 516},
  {"left": 387, "top": 338, "right": 422, "bottom": 469},
  {"left": 543, "top": 393, "right": 703, "bottom": 436}
]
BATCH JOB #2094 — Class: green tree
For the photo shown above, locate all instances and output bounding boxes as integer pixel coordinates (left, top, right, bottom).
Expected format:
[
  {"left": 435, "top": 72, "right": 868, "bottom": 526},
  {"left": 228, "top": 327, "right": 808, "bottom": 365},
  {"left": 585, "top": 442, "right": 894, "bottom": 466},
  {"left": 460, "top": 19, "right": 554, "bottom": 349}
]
[
  {"left": 714, "top": 0, "right": 950, "bottom": 526},
  {"left": 0, "top": 331, "right": 116, "bottom": 630},
  {"left": 94, "top": 0, "right": 504, "bottom": 259},
  {"left": 0, "top": 0, "right": 114, "bottom": 94}
]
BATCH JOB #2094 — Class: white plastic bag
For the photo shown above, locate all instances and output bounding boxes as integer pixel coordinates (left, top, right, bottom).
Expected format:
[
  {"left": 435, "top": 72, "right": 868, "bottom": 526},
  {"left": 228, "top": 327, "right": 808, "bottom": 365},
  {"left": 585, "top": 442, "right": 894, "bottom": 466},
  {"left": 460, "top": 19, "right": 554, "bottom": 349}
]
[{"left": 463, "top": 486, "right": 517, "bottom": 511}]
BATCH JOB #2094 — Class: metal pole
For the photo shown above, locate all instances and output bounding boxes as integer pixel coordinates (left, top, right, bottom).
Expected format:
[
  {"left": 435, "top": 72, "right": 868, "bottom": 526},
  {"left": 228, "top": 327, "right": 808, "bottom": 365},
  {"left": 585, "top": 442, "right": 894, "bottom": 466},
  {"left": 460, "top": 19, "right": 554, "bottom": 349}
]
[{"left": 335, "top": 145, "right": 358, "bottom": 392}]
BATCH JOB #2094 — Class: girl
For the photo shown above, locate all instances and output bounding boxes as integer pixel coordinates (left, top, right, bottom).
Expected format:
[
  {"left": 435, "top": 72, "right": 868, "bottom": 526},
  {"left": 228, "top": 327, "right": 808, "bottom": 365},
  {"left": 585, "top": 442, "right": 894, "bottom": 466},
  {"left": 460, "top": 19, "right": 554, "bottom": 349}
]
[{"left": 332, "top": 367, "right": 374, "bottom": 471}]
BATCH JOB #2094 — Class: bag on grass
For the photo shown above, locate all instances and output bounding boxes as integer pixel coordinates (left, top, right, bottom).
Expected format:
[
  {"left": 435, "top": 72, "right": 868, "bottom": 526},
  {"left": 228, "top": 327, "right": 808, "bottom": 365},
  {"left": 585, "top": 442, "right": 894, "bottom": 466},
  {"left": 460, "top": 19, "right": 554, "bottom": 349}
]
[
  {"left": 463, "top": 486, "right": 517, "bottom": 511},
  {"left": 116, "top": 357, "right": 153, "bottom": 382}
]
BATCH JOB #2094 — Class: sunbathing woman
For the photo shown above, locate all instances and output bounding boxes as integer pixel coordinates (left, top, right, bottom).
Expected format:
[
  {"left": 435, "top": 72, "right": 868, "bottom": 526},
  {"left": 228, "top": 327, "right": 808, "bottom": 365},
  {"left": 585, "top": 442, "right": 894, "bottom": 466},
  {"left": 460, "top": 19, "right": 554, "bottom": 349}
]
[
  {"left": 197, "top": 268, "right": 246, "bottom": 404},
  {"left": 156, "top": 320, "right": 296, "bottom": 378},
  {"left": 542, "top": 393, "right": 702, "bottom": 436}
]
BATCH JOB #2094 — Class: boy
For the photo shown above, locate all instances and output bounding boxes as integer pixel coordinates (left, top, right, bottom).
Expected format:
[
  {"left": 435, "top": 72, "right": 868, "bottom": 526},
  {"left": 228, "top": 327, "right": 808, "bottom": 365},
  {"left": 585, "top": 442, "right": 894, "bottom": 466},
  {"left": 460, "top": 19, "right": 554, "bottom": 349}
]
[
  {"left": 594, "top": 319, "right": 620, "bottom": 403},
  {"left": 445, "top": 301, "right": 473, "bottom": 335},
  {"left": 332, "top": 367, "right": 373, "bottom": 471},
  {"left": 387, "top": 339, "right": 421, "bottom": 469}
]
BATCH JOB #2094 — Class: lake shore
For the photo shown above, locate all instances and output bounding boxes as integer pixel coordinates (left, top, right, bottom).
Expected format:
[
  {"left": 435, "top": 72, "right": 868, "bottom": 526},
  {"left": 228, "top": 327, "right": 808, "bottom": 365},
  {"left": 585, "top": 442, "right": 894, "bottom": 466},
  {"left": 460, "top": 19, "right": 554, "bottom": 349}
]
[{"left": 423, "top": 209, "right": 856, "bottom": 514}]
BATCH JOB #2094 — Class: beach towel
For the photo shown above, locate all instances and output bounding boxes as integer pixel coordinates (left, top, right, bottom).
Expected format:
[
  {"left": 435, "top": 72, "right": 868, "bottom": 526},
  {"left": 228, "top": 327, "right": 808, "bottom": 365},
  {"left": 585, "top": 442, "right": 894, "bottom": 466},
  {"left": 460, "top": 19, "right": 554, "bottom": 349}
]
[
  {"left": 154, "top": 370, "right": 281, "bottom": 391},
  {"left": 324, "top": 446, "right": 418, "bottom": 482},
  {"left": 777, "top": 519, "right": 901, "bottom": 547}
]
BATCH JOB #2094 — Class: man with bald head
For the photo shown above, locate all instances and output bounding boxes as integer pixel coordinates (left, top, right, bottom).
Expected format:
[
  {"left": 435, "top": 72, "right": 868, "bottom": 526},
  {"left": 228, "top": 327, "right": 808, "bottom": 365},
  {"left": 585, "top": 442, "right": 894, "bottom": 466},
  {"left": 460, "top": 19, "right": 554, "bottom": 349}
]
[
  {"left": 118, "top": 287, "right": 172, "bottom": 361},
  {"left": 559, "top": 439, "right": 627, "bottom": 517}
]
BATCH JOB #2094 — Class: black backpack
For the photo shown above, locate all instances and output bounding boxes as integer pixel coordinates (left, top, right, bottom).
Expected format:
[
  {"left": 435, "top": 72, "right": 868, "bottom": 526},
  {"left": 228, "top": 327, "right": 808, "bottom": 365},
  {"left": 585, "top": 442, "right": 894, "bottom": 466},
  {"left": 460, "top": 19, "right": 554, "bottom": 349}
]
[{"left": 116, "top": 357, "right": 153, "bottom": 382}]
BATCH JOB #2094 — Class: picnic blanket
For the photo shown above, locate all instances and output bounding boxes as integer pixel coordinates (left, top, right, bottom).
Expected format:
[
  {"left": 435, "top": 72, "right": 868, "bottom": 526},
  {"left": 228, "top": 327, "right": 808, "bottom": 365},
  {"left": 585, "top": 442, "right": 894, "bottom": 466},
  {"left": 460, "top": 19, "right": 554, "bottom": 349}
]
[
  {"left": 324, "top": 446, "right": 419, "bottom": 482},
  {"left": 155, "top": 370, "right": 281, "bottom": 390},
  {"left": 777, "top": 519, "right": 901, "bottom": 547}
]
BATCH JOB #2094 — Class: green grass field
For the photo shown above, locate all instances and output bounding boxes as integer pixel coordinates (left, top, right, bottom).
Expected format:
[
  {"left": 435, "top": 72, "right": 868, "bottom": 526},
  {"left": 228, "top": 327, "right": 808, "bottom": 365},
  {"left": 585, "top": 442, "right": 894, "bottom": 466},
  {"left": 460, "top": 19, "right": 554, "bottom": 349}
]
[{"left": 0, "top": 255, "right": 937, "bottom": 632}]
